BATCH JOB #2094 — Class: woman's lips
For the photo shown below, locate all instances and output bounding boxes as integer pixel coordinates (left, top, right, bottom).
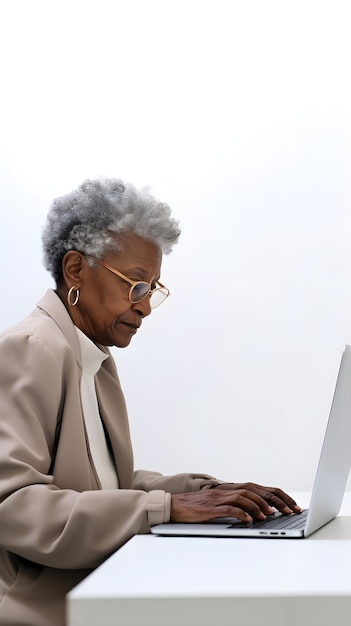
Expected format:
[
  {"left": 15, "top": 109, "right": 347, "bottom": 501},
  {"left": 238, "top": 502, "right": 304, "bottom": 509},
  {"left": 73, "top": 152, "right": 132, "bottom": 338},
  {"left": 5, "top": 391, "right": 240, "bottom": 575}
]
[{"left": 121, "top": 322, "right": 139, "bottom": 333}]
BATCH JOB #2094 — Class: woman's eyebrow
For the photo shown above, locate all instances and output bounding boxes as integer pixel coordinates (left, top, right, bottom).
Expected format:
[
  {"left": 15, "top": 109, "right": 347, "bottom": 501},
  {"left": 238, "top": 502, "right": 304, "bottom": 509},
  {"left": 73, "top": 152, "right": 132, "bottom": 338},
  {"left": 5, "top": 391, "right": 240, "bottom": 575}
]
[{"left": 128, "top": 266, "right": 160, "bottom": 282}]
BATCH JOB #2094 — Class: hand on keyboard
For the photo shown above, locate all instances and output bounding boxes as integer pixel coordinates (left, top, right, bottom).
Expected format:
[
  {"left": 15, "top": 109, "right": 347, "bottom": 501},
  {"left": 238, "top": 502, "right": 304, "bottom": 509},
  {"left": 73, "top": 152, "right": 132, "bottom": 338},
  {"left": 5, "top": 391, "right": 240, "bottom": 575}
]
[{"left": 170, "top": 482, "right": 301, "bottom": 524}]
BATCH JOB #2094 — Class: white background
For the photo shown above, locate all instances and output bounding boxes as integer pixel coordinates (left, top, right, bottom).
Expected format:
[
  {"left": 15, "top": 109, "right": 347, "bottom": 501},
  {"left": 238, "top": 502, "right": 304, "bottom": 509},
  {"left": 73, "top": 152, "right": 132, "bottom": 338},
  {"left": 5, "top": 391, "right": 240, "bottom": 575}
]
[{"left": 1, "top": 0, "right": 351, "bottom": 491}]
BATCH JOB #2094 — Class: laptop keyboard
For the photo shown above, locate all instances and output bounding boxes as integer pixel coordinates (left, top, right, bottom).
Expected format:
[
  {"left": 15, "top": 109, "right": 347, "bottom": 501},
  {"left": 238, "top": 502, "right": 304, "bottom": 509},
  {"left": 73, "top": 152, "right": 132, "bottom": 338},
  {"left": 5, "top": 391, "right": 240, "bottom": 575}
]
[{"left": 229, "top": 509, "right": 308, "bottom": 530}]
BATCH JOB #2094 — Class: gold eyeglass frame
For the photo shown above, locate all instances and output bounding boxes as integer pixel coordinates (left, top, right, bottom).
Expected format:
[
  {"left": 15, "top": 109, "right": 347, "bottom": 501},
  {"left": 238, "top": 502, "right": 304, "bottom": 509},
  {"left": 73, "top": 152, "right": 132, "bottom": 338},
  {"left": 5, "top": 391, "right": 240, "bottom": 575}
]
[{"left": 87, "top": 255, "right": 170, "bottom": 308}]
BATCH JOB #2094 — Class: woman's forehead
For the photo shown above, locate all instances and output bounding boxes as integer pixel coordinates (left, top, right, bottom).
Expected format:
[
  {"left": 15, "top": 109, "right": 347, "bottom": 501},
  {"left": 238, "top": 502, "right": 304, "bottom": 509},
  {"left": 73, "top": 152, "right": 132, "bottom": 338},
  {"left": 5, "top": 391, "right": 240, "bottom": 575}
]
[{"left": 106, "top": 233, "right": 162, "bottom": 273}]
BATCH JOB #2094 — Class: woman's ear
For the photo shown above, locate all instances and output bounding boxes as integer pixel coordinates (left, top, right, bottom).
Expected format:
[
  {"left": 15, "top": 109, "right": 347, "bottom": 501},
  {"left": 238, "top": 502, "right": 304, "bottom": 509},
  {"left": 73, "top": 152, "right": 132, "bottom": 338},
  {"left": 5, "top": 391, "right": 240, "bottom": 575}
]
[{"left": 61, "top": 251, "right": 85, "bottom": 287}]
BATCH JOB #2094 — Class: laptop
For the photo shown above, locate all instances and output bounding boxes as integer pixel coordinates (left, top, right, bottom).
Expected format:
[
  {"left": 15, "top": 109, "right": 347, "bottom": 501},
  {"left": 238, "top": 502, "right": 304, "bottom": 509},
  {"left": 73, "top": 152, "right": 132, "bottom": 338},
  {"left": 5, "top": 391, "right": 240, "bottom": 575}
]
[{"left": 151, "top": 346, "right": 351, "bottom": 539}]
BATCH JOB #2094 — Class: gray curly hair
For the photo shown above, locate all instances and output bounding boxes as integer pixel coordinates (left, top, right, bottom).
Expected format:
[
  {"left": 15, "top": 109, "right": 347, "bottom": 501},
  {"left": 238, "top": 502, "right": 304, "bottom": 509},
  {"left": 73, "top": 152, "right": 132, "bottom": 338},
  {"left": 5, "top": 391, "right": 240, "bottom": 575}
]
[{"left": 42, "top": 177, "right": 181, "bottom": 283}]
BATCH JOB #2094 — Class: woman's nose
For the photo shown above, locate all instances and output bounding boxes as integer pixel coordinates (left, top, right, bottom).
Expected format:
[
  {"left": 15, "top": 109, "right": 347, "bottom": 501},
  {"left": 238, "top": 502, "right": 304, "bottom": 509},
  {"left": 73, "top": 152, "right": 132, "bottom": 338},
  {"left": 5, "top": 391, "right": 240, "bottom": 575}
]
[{"left": 132, "top": 295, "right": 152, "bottom": 318}]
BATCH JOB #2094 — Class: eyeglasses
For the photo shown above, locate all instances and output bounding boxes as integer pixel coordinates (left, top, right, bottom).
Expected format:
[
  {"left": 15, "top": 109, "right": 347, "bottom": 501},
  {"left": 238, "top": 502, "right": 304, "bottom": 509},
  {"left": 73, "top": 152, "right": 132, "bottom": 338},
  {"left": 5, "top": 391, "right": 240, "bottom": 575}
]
[{"left": 87, "top": 256, "right": 170, "bottom": 309}]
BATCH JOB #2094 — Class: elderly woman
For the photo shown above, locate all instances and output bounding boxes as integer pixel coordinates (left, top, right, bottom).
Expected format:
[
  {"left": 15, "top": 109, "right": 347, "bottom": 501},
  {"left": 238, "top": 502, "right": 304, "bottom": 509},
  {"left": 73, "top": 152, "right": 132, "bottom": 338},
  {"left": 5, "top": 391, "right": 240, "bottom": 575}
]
[{"left": 0, "top": 178, "right": 300, "bottom": 626}]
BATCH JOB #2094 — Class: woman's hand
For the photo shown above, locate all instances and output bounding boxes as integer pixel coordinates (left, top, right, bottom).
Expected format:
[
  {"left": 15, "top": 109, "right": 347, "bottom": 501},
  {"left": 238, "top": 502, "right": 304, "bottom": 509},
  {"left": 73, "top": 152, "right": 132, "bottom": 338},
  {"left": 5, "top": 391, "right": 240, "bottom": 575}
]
[{"left": 170, "top": 482, "right": 301, "bottom": 524}]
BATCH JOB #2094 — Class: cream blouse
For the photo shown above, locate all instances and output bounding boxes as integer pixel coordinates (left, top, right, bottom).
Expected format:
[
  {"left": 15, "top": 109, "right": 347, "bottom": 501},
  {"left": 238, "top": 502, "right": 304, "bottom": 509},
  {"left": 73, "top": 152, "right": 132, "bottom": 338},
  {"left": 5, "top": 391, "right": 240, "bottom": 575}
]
[{"left": 75, "top": 326, "right": 119, "bottom": 489}]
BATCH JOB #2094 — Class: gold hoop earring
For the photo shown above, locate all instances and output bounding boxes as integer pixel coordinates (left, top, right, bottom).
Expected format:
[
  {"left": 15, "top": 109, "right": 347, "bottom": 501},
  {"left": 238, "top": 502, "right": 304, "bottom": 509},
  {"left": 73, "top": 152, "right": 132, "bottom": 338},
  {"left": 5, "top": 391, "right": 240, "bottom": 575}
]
[{"left": 67, "top": 286, "right": 80, "bottom": 306}]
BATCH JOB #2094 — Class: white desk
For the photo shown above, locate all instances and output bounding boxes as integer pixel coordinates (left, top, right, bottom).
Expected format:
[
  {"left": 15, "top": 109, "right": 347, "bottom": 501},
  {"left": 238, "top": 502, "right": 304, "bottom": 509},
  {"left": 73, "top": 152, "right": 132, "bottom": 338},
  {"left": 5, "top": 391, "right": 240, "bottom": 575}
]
[{"left": 67, "top": 493, "right": 351, "bottom": 626}]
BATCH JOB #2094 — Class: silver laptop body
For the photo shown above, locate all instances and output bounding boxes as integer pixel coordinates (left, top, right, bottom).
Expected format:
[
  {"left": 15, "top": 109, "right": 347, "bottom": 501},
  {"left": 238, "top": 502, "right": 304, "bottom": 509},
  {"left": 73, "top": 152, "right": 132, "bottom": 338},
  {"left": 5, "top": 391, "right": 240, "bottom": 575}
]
[{"left": 151, "top": 346, "right": 351, "bottom": 539}]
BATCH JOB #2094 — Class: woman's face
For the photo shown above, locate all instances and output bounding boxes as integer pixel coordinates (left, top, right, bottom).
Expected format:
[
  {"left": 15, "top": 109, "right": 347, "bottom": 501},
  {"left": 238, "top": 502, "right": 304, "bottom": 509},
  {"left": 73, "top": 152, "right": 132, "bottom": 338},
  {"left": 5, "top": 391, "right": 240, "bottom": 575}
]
[{"left": 63, "top": 233, "right": 163, "bottom": 347}]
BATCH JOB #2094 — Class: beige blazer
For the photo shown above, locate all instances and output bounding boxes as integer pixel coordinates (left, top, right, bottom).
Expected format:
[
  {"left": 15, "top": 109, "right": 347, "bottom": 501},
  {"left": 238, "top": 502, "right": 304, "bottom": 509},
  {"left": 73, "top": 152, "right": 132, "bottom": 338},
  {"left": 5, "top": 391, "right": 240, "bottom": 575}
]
[{"left": 0, "top": 290, "right": 216, "bottom": 626}]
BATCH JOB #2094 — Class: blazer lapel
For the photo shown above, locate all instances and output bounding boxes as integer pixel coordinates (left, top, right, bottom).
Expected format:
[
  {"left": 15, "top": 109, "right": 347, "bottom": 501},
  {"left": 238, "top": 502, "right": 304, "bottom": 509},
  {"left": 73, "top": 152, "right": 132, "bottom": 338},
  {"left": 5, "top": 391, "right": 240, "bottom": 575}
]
[
  {"left": 36, "top": 289, "right": 82, "bottom": 368},
  {"left": 37, "top": 289, "right": 134, "bottom": 490},
  {"left": 95, "top": 355, "right": 134, "bottom": 489}
]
